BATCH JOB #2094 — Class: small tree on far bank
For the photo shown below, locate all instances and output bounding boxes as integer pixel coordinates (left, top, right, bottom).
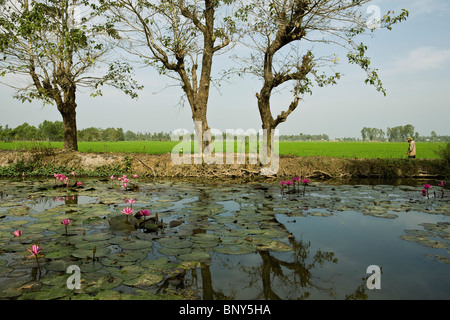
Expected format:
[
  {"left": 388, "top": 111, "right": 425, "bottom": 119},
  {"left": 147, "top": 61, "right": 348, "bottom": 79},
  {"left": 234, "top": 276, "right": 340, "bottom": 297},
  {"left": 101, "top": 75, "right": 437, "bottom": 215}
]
[
  {"left": 0, "top": 0, "right": 141, "bottom": 151},
  {"left": 234, "top": 0, "right": 409, "bottom": 159}
]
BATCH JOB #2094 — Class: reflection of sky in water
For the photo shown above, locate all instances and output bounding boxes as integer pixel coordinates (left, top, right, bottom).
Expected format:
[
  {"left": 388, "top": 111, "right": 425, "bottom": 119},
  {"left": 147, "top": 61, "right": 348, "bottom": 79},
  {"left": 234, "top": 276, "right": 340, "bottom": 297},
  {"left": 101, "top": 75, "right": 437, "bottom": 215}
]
[{"left": 276, "top": 211, "right": 449, "bottom": 300}]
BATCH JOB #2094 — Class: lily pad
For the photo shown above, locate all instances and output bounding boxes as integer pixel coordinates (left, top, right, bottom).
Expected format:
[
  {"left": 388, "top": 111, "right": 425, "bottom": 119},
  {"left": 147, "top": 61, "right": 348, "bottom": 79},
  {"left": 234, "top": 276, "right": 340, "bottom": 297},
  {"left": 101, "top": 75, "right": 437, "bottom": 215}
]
[
  {"left": 45, "top": 249, "right": 73, "bottom": 260},
  {"left": 120, "top": 240, "right": 153, "bottom": 250},
  {"left": 85, "top": 275, "right": 123, "bottom": 293},
  {"left": 108, "top": 265, "right": 145, "bottom": 281},
  {"left": 178, "top": 250, "right": 211, "bottom": 261},
  {"left": 83, "top": 232, "right": 115, "bottom": 242},
  {"left": 108, "top": 250, "right": 147, "bottom": 262},
  {"left": 93, "top": 290, "right": 123, "bottom": 300},
  {"left": 140, "top": 256, "right": 178, "bottom": 271},
  {"left": 46, "top": 260, "right": 72, "bottom": 272},
  {"left": 158, "top": 246, "right": 191, "bottom": 257},
  {"left": 257, "top": 240, "right": 292, "bottom": 253},
  {"left": 213, "top": 244, "right": 256, "bottom": 255},
  {"left": 72, "top": 247, "right": 110, "bottom": 259},
  {"left": 159, "top": 238, "right": 193, "bottom": 249},
  {"left": 123, "top": 272, "right": 164, "bottom": 287},
  {"left": 19, "top": 287, "right": 70, "bottom": 300}
]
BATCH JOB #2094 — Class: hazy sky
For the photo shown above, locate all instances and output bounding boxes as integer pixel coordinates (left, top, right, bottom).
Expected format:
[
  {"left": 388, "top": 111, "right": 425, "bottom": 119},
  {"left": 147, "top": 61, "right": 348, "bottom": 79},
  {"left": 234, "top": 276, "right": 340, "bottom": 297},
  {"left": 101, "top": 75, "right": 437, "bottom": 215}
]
[{"left": 0, "top": 0, "right": 449, "bottom": 139}]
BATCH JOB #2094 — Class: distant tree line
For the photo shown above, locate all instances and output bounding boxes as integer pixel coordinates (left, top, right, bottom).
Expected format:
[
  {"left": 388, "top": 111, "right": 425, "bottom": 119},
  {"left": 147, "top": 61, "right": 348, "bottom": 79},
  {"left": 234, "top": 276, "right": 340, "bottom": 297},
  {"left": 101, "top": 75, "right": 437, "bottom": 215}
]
[
  {"left": 0, "top": 121, "right": 171, "bottom": 142},
  {"left": 279, "top": 133, "right": 329, "bottom": 141},
  {"left": 360, "top": 124, "right": 450, "bottom": 142},
  {"left": 2, "top": 121, "right": 449, "bottom": 143}
]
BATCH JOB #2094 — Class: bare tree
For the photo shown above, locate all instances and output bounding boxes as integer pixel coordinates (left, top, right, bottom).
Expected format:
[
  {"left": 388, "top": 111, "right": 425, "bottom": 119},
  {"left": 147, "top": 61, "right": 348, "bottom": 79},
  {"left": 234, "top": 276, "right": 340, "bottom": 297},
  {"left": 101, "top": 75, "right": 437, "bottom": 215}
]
[
  {"left": 234, "top": 0, "right": 408, "bottom": 156},
  {"left": 0, "top": 0, "right": 141, "bottom": 150},
  {"left": 100, "top": 0, "right": 236, "bottom": 153}
]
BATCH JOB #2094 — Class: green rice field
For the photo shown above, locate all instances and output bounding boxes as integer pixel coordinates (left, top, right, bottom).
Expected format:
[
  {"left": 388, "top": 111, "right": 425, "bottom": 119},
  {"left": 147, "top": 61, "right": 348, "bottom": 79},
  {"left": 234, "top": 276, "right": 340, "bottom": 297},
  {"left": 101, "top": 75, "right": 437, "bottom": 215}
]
[{"left": 0, "top": 140, "right": 445, "bottom": 159}]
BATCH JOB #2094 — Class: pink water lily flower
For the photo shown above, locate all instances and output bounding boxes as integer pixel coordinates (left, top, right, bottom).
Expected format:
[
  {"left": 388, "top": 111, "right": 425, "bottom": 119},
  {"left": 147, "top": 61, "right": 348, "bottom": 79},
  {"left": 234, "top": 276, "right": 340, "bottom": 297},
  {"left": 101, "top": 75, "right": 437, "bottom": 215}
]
[
  {"left": 302, "top": 179, "right": 310, "bottom": 184},
  {"left": 140, "top": 209, "right": 151, "bottom": 223},
  {"left": 121, "top": 207, "right": 134, "bottom": 221},
  {"left": 76, "top": 181, "right": 82, "bottom": 186},
  {"left": 61, "top": 218, "right": 72, "bottom": 226},
  {"left": 439, "top": 181, "right": 445, "bottom": 187},
  {"left": 13, "top": 230, "right": 22, "bottom": 237},
  {"left": 110, "top": 175, "right": 115, "bottom": 180},
  {"left": 133, "top": 174, "right": 138, "bottom": 179},
  {"left": 421, "top": 189, "right": 427, "bottom": 197},
  {"left": 27, "top": 244, "right": 42, "bottom": 257},
  {"left": 424, "top": 184, "right": 432, "bottom": 189},
  {"left": 125, "top": 198, "right": 137, "bottom": 205},
  {"left": 61, "top": 218, "right": 72, "bottom": 235},
  {"left": 121, "top": 207, "right": 134, "bottom": 215},
  {"left": 27, "top": 244, "right": 43, "bottom": 273}
]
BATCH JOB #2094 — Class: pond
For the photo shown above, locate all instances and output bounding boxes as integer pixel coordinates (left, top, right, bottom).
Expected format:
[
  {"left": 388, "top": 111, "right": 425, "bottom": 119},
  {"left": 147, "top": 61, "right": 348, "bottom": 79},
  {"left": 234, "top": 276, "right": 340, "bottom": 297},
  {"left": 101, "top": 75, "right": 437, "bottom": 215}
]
[{"left": 0, "top": 177, "right": 448, "bottom": 300}]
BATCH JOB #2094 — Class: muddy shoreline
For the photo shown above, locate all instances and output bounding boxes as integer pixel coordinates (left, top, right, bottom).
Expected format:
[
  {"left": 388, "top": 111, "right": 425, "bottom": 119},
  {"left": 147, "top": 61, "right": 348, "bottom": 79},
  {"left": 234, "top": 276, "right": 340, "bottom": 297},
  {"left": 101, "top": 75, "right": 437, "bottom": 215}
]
[{"left": 0, "top": 149, "right": 446, "bottom": 181}]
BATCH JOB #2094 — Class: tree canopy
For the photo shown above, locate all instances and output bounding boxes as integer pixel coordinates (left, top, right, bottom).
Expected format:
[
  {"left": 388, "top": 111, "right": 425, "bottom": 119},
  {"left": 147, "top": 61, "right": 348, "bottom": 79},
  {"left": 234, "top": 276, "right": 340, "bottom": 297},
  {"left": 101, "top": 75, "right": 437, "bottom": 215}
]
[{"left": 0, "top": 0, "right": 141, "bottom": 150}]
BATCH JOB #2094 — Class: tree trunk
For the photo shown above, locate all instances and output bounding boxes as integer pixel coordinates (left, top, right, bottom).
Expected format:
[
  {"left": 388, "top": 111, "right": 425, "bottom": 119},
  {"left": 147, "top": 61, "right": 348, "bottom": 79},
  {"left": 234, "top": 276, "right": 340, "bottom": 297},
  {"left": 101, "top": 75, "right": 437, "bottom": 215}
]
[
  {"left": 192, "top": 106, "right": 211, "bottom": 163},
  {"left": 257, "top": 91, "right": 275, "bottom": 164},
  {"left": 58, "top": 102, "right": 78, "bottom": 151}
]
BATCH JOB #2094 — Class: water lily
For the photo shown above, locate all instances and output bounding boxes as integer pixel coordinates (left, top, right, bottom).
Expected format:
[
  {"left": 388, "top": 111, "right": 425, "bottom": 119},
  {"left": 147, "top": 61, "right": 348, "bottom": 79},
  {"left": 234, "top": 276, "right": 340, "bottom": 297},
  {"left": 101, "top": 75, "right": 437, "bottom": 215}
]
[
  {"left": 292, "top": 176, "right": 301, "bottom": 192},
  {"left": 140, "top": 209, "right": 151, "bottom": 223},
  {"left": 27, "top": 244, "right": 42, "bottom": 273},
  {"left": 422, "top": 184, "right": 432, "bottom": 199},
  {"left": 132, "top": 174, "right": 139, "bottom": 186},
  {"left": 125, "top": 198, "right": 137, "bottom": 208},
  {"left": 121, "top": 207, "right": 134, "bottom": 221},
  {"left": 61, "top": 218, "right": 72, "bottom": 235},
  {"left": 76, "top": 181, "right": 82, "bottom": 187},
  {"left": 439, "top": 181, "right": 445, "bottom": 198},
  {"left": 13, "top": 230, "right": 22, "bottom": 237},
  {"left": 301, "top": 178, "right": 310, "bottom": 196},
  {"left": 280, "top": 181, "right": 286, "bottom": 195},
  {"left": 421, "top": 189, "right": 427, "bottom": 197}
]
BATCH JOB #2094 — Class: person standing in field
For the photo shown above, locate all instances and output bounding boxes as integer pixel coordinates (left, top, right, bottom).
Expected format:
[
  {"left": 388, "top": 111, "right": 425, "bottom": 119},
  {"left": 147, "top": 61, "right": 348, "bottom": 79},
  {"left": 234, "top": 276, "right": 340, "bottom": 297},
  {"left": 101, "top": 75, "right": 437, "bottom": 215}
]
[{"left": 406, "top": 137, "right": 416, "bottom": 159}]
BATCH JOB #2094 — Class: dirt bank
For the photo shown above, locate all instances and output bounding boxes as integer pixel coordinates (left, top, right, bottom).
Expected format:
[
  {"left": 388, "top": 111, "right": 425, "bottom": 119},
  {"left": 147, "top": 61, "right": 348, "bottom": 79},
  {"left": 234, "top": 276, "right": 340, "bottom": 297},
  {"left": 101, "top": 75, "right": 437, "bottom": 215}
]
[{"left": 0, "top": 149, "right": 446, "bottom": 180}]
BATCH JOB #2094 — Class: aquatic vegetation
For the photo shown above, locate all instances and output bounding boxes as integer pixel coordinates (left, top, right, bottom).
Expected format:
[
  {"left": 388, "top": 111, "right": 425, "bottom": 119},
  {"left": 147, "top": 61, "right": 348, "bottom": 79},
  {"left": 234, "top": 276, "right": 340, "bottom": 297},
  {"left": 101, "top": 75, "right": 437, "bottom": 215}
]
[
  {"left": 121, "top": 207, "right": 134, "bottom": 221},
  {"left": 27, "top": 244, "right": 43, "bottom": 274},
  {"left": 439, "top": 181, "right": 445, "bottom": 199},
  {"left": 61, "top": 218, "right": 72, "bottom": 236},
  {"left": 0, "top": 177, "right": 448, "bottom": 300},
  {"left": 301, "top": 178, "right": 310, "bottom": 196}
]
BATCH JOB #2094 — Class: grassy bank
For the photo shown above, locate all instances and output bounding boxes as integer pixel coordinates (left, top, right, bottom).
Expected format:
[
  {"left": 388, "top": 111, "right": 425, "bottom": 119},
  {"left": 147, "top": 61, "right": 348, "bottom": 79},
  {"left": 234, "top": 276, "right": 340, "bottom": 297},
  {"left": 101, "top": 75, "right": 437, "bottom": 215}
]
[
  {"left": 0, "top": 149, "right": 447, "bottom": 180},
  {"left": 0, "top": 141, "right": 445, "bottom": 159}
]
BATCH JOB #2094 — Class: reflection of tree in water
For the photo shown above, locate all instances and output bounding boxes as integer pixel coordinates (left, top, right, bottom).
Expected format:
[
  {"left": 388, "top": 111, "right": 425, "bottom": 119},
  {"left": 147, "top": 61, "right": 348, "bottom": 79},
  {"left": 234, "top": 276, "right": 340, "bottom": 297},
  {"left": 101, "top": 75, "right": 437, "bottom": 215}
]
[
  {"left": 192, "top": 237, "right": 370, "bottom": 300},
  {"left": 249, "top": 237, "right": 338, "bottom": 300},
  {"left": 154, "top": 183, "right": 370, "bottom": 299}
]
